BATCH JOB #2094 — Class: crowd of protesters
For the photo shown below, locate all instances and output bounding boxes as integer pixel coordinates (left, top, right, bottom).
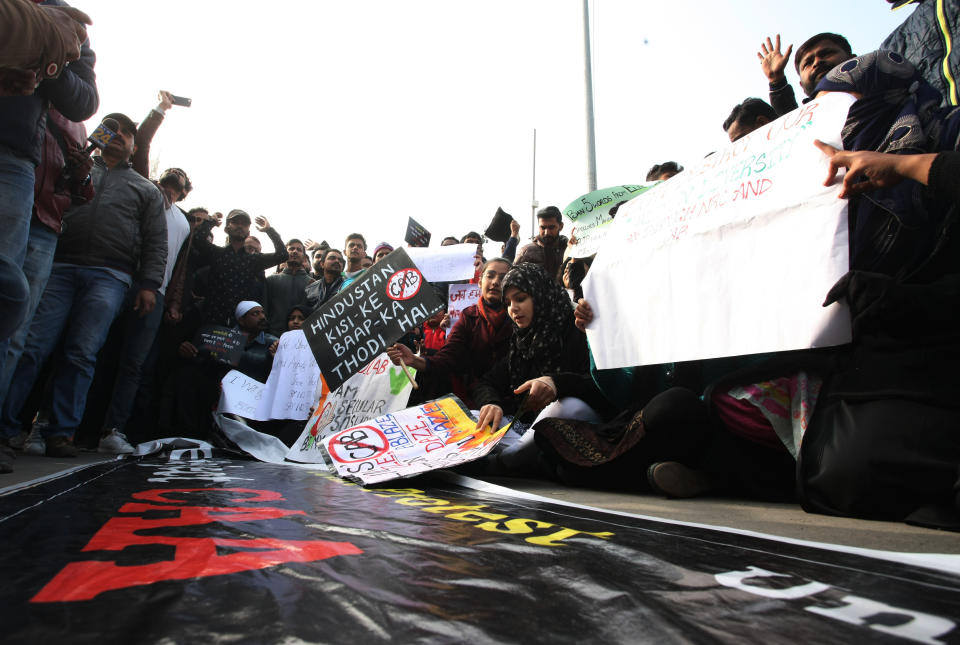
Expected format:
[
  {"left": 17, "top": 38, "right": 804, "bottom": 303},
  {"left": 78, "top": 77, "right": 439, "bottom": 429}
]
[{"left": 1, "top": 0, "right": 959, "bottom": 528}]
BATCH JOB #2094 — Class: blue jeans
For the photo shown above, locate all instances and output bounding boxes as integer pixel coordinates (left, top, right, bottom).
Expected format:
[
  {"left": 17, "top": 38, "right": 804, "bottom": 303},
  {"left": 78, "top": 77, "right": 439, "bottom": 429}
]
[
  {"left": 102, "top": 290, "right": 165, "bottom": 431},
  {"left": 0, "top": 265, "right": 130, "bottom": 439},
  {"left": 0, "top": 221, "right": 59, "bottom": 402},
  {"left": 0, "top": 148, "right": 36, "bottom": 349}
]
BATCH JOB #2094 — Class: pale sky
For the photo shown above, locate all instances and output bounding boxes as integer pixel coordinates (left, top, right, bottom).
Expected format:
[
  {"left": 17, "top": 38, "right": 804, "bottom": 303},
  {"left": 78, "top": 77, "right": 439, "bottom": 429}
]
[{"left": 78, "top": 0, "right": 911, "bottom": 252}]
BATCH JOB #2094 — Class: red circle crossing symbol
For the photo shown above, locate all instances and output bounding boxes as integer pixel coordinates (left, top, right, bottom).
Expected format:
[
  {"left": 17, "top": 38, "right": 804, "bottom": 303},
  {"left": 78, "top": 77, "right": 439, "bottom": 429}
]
[
  {"left": 387, "top": 268, "right": 423, "bottom": 301},
  {"left": 328, "top": 426, "right": 390, "bottom": 463}
]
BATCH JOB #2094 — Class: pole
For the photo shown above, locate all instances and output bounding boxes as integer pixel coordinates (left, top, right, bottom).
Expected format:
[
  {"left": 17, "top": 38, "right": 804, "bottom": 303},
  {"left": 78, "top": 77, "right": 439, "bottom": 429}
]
[
  {"left": 582, "top": 0, "right": 597, "bottom": 192},
  {"left": 531, "top": 128, "right": 538, "bottom": 239}
]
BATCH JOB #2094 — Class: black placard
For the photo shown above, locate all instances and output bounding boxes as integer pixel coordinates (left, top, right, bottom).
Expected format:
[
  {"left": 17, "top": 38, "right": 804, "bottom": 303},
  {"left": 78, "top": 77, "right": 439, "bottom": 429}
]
[
  {"left": 404, "top": 217, "right": 431, "bottom": 247},
  {"left": 193, "top": 325, "right": 245, "bottom": 366},
  {"left": 303, "top": 248, "right": 443, "bottom": 391}
]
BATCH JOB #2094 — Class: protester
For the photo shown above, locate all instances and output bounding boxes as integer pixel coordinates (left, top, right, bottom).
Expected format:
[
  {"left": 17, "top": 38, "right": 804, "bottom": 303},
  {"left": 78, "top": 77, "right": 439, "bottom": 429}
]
[
  {"left": 881, "top": 0, "right": 960, "bottom": 107},
  {"left": 387, "top": 258, "right": 514, "bottom": 406},
  {"left": 0, "top": 112, "right": 166, "bottom": 458},
  {"left": 340, "top": 233, "right": 367, "bottom": 290},
  {"left": 759, "top": 32, "right": 854, "bottom": 115},
  {"left": 263, "top": 238, "right": 311, "bottom": 336},
  {"left": 531, "top": 206, "right": 567, "bottom": 282},
  {"left": 471, "top": 263, "right": 612, "bottom": 475},
  {"left": 192, "top": 211, "right": 287, "bottom": 326},
  {"left": 722, "top": 98, "right": 778, "bottom": 141},
  {"left": 645, "top": 161, "right": 683, "bottom": 181},
  {"left": 304, "top": 248, "right": 344, "bottom": 311},
  {"left": 372, "top": 242, "right": 394, "bottom": 263}
]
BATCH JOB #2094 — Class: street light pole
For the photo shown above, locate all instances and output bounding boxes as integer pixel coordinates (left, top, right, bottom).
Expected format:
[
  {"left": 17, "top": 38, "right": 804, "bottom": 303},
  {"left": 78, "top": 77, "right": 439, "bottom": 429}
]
[{"left": 583, "top": 0, "right": 597, "bottom": 192}]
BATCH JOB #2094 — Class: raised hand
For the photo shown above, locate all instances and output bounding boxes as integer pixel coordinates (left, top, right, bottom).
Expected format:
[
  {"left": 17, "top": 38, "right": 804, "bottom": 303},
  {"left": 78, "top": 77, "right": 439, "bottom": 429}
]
[{"left": 758, "top": 34, "right": 793, "bottom": 84}]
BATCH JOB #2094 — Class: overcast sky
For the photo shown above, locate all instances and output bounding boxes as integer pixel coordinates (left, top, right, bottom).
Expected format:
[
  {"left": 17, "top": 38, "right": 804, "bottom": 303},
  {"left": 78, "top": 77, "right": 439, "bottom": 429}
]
[{"left": 78, "top": 0, "right": 911, "bottom": 251}]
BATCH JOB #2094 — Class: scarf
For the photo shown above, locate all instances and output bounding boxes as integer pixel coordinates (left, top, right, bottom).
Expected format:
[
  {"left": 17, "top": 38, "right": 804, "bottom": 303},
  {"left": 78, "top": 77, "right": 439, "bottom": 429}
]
[
  {"left": 501, "top": 263, "right": 575, "bottom": 390},
  {"left": 476, "top": 296, "right": 507, "bottom": 333}
]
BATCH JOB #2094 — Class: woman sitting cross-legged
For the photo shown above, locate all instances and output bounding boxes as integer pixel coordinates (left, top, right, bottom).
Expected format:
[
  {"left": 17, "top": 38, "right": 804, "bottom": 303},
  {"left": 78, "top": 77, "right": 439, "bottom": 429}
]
[{"left": 470, "top": 263, "right": 613, "bottom": 476}]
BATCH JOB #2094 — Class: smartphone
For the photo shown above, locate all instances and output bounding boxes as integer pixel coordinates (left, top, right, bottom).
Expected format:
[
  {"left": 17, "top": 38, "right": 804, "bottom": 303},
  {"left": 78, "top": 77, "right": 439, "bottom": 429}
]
[{"left": 170, "top": 94, "right": 192, "bottom": 107}]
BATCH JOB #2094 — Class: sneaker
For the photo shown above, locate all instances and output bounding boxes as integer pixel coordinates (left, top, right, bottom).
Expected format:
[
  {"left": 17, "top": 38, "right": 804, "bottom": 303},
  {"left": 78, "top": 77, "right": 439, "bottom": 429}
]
[
  {"left": 98, "top": 428, "right": 134, "bottom": 454},
  {"left": 647, "top": 461, "right": 715, "bottom": 499},
  {"left": 45, "top": 435, "right": 78, "bottom": 458},
  {"left": 22, "top": 428, "right": 46, "bottom": 456}
]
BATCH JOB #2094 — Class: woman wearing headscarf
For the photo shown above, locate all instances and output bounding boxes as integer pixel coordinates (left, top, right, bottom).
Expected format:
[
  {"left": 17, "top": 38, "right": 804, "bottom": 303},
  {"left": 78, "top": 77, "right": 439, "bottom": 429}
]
[{"left": 471, "top": 263, "right": 612, "bottom": 472}]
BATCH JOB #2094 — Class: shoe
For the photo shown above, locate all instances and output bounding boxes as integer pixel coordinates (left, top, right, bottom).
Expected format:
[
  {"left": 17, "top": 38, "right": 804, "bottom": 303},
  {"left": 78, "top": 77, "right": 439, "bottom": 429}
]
[
  {"left": 7, "top": 431, "right": 29, "bottom": 451},
  {"left": 647, "top": 461, "right": 714, "bottom": 499},
  {"left": 98, "top": 428, "right": 134, "bottom": 454},
  {"left": 22, "top": 428, "right": 46, "bottom": 456},
  {"left": 45, "top": 436, "right": 78, "bottom": 458},
  {"left": 0, "top": 445, "right": 14, "bottom": 473}
]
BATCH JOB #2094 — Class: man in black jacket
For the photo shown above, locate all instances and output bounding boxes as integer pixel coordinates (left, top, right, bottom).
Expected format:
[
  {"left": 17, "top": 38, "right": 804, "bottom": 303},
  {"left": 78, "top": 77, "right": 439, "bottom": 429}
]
[{"left": 0, "top": 112, "right": 167, "bottom": 457}]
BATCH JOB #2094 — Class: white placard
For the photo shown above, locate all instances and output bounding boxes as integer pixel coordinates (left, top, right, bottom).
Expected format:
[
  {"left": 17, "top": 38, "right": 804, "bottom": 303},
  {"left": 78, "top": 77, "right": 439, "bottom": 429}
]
[
  {"left": 406, "top": 244, "right": 477, "bottom": 282},
  {"left": 584, "top": 93, "right": 855, "bottom": 370},
  {"left": 217, "top": 330, "right": 321, "bottom": 421},
  {"left": 446, "top": 282, "right": 480, "bottom": 328}
]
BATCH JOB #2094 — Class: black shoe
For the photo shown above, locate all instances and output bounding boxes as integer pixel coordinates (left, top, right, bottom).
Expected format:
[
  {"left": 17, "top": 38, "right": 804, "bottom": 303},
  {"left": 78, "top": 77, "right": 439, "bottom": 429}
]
[
  {"left": 45, "top": 436, "right": 78, "bottom": 458},
  {"left": 0, "top": 444, "right": 14, "bottom": 473},
  {"left": 647, "top": 461, "right": 714, "bottom": 498}
]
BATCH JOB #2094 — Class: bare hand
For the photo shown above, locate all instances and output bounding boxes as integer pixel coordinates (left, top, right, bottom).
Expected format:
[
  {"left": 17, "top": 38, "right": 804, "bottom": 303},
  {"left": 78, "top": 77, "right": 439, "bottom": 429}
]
[
  {"left": 574, "top": 298, "right": 594, "bottom": 332},
  {"left": 269, "top": 340, "right": 279, "bottom": 356},
  {"left": 514, "top": 378, "right": 556, "bottom": 412},
  {"left": 758, "top": 34, "right": 793, "bottom": 84},
  {"left": 133, "top": 289, "right": 156, "bottom": 317},
  {"left": 475, "top": 404, "right": 504, "bottom": 432},
  {"left": 254, "top": 215, "right": 270, "bottom": 231},
  {"left": 64, "top": 144, "right": 92, "bottom": 179},
  {"left": 385, "top": 342, "right": 414, "bottom": 366},
  {"left": 158, "top": 90, "right": 174, "bottom": 111},
  {"left": 212, "top": 212, "right": 223, "bottom": 227},
  {"left": 178, "top": 341, "right": 198, "bottom": 359},
  {"left": 304, "top": 238, "right": 321, "bottom": 251},
  {"left": 440, "top": 313, "right": 451, "bottom": 329},
  {"left": 164, "top": 306, "right": 182, "bottom": 324},
  {"left": 813, "top": 139, "right": 933, "bottom": 198},
  {"left": 510, "top": 219, "right": 520, "bottom": 237}
]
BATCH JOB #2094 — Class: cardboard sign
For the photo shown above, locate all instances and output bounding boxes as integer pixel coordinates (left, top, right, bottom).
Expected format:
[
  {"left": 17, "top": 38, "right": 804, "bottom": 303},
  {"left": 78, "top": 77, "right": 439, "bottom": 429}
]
[
  {"left": 194, "top": 325, "right": 245, "bottom": 366},
  {"left": 446, "top": 282, "right": 480, "bottom": 328},
  {"left": 584, "top": 93, "right": 856, "bottom": 370},
  {"left": 404, "top": 217, "right": 431, "bottom": 247},
  {"left": 303, "top": 248, "right": 443, "bottom": 392},
  {"left": 563, "top": 185, "right": 650, "bottom": 258},
  {"left": 318, "top": 396, "right": 509, "bottom": 485},
  {"left": 287, "top": 353, "right": 417, "bottom": 463},
  {"left": 405, "top": 244, "right": 478, "bottom": 282}
]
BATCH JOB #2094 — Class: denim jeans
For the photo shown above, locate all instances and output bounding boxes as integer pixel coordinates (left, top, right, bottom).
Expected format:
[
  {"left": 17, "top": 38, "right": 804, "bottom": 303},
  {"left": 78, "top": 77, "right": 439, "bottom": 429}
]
[
  {"left": 0, "top": 148, "right": 37, "bottom": 351},
  {"left": 102, "top": 290, "right": 165, "bottom": 432},
  {"left": 0, "top": 221, "right": 59, "bottom": 402},
  {"left": 0, "top": 265, "right": 130, "bottom": 439}
]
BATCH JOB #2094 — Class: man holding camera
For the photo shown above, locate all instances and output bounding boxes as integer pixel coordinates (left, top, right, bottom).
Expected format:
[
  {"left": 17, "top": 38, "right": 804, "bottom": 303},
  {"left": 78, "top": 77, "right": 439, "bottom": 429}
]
[{"left": 0, "top": 112, "right": 167, "bottom": 458}]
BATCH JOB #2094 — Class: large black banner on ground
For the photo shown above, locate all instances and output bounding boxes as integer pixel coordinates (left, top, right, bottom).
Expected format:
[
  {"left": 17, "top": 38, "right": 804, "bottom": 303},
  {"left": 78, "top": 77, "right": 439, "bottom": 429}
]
[{"left": 1, "top": 458, "right": 957, "bottom": 644}]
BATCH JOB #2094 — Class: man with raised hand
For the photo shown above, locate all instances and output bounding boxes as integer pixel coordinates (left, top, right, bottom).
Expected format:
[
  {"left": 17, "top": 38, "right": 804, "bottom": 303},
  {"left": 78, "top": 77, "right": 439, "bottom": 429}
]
[{"left": 758, "top": 33, "right": 854, "bottom": 116}]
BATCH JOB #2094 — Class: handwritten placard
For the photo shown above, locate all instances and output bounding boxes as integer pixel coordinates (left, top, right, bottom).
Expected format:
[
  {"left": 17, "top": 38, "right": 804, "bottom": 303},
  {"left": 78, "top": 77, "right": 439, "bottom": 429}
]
[
  {"left": 217, "top": 330, "right": 322, "bottom": 421},
  {"left": 584, "top": 93, "right": 856, "bottom": 369},
  {"left": 405, "top": 244, "right": 478, "bottom": 282},
  {"left": 303, "top": 248, "right": 443, "bottom": 392},
  {"left": 286, "top": 353, "right": 417, "bottom": 463},
  {"left": 318, "top": 396, "right": 509, "bottom": 485},
  {"left": 563, "top": 184, "right": 649, "bottom": 258},
  {"left": 194, "top": 325, "right": 245, "bottom": 366},
  {"left": 405, "top": 216, "right": 431, "bottom": 247},
  {"left": 446, "top": 283, "right": 480, "bottom": 328}
]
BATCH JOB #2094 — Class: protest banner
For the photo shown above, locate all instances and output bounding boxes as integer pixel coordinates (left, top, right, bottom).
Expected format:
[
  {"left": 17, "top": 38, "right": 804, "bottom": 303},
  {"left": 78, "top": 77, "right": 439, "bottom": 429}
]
[
  {"left": 287, "top": 353, "right": 417, "bottom": 463},
  {"left": 404, "top": 216, "right": 431, "bottom": 247},
  {"left": 562, "top": 184, "right": 649, "bottom": 258},
  {"left": 446, "top": 282, "right": 480, "bottom": 328},
  {"left": 318, "top": 396, "right": 509, "bottom": 485},
  {"left": 303, "top": 248, "right": 443, "bottom": 392},
  {"left": 193, "top": 325, "right": 244, "bottom": 366},
  {"left": 584, "top": 92, "right": 856, "bottom": 370},
  {"left": 8, "top": 457, "right": 959, "bottom": 643},
  {"left": 405, "top": 244, "right": 477, "bottom": 282},
  {"left": 217, "top": 330, "right": 321, "bottom": 422}
]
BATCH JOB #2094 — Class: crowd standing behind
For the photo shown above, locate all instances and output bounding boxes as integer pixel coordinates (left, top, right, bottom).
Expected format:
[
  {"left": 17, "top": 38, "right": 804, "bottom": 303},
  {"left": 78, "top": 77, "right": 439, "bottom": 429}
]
[{"left": 0, "top": 1, "right": 959, "bottom": 529}]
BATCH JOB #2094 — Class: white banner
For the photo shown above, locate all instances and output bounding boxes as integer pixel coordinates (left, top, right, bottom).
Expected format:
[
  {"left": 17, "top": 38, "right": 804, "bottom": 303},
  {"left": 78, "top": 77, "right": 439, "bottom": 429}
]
[
  {"left": 217, "top": 330, "right": 321, "bottom": 421},
  {"left": 584, "top": 93, "right": 855, "bottom": 369},
  {"left": 446, "top": 282, "right": 480, "bottom": 328},
  {"left": 406, "top": 244, "right": 477, "bottom": 282},
  {"left": 286, "top": 354, "right": 417, "bottom": 463}
]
